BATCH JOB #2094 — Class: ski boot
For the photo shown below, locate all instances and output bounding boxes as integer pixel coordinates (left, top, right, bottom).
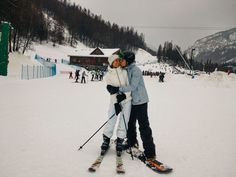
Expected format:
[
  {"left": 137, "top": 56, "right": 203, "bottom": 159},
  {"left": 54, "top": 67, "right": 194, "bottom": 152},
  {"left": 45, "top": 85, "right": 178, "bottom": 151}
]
[
  {"left": 116, "top": 137, "right": 124, "bottom": 157},
  {"left": 121, "top": 138, "right": 129, "bottom": 150},
  {"left": 122, "top": 138, "right": 139, "bottom": 150},
  {"left": 100, "top": 134, "right": 110, "bottom": 155},
  {"left": 126, "top": 141, "right": 139, "bottom": 154}
]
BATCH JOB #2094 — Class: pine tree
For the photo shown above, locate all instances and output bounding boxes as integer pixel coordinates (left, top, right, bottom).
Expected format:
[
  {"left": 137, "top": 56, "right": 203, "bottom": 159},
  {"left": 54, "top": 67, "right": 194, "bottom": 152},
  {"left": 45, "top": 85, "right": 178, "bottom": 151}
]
[{"left": 157, "top": 44, "right": 163, "bottom": 62}]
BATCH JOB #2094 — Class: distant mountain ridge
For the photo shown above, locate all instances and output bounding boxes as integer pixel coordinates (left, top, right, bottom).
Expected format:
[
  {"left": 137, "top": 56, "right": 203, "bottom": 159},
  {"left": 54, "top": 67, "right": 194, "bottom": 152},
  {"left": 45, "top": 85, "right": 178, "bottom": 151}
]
[{"left": 187, "top": 28, "right": 236, "bottom": 64}]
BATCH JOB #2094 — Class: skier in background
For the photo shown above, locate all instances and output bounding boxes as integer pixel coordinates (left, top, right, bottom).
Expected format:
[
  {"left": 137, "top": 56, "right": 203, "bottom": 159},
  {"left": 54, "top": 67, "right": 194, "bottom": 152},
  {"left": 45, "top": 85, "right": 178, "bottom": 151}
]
[
  {"left": 69, "top": 71, "right": 73, "bottom": 79},
  {"left": 75, "top": 70, "right": 80, "bottom": 82},
  {"left": 159, "top": 72, "right": 165, "bottom": 82},
  {"left": 99, "top": 70, "right": 104, "bottom": 81},
  {"left": 81, "top": 70, "right": 88, "bottom": 83},
  {"left": 90, "top": 70, "right": 96, "bottom": 81}
]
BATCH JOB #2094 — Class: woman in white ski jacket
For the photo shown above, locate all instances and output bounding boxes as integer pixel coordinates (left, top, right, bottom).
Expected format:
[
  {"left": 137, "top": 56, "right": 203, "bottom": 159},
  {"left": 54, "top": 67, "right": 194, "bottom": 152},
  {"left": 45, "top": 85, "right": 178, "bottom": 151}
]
[{"left": 101, "top": 54, "right": 132, "bottom": 155}]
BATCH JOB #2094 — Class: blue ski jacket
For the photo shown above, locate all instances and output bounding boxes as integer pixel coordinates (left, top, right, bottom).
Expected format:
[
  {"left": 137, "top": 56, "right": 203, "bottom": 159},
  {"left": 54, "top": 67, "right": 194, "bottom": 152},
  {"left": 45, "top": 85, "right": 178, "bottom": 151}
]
[{"left": 119, "top": 63, "right": 149, "bottom": 105}]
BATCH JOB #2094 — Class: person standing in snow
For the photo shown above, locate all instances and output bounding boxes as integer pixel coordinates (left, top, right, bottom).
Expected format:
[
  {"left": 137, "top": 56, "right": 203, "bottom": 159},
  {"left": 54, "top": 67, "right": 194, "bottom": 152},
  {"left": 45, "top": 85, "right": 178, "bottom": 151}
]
[
  {"left": 107, "top": 51, "right": 159, "bottom": 163},
  {"left": 69, "top": 71, "right": 73, "bottom": 79},
  {"left": 81, "top": 70, "right": 88, "bottom": 83},
  {"left": 101, "top": 54, "right": 132, "bottom": 156},
  {"left": 75, "top": 70, "right": 80, "bottom": 82},
  {"left": 99, "top": 70, "right": 104, "bottom": 81},
  {"left": 159, "top": 72, "right": 165, "bottom": 82},
  {"left": 90, "top": 70, "right": 96, "bottom": 81}
]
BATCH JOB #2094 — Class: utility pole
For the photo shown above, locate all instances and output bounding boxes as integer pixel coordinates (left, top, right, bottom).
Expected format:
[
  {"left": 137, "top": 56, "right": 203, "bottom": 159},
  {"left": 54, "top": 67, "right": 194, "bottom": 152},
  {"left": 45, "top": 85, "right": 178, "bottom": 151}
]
[{"left": 190, "top": 48, "right": 195, "bottom": 78}]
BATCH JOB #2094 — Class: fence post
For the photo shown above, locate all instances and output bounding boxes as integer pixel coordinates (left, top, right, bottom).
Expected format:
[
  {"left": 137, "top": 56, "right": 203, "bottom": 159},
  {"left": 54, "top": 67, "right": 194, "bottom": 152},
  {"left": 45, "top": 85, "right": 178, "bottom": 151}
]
[
  {"left": 42, "top": 66, "right": 43, "bottom": 78},
  {"left": 43, "top": 66, "right": 45, "bottom": 78},
  {"left": 41, "top": 66, "right": 42, "bottom": 78},
  {"left": 21, "top": 65, "right": 23, "bottom": 80},
  {"left": 27, "top": 65, "right": 29, "bottom": 80},
  {"left": 33, "top": 65, "right": 35, "bottom": 79},
  {"left": 37, "top": 66, "right": 38, "bottom": 78}
]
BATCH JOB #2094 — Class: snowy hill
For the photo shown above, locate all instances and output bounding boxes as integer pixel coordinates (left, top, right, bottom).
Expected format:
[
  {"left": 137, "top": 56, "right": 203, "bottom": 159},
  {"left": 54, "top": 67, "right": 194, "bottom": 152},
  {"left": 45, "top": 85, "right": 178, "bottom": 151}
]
[
  {"left": 135, "top": 48, "right": 157, "bottom": 64},
  {"left": 129, "top": 48, "right": 175, "bottom": 73},
  {"left": 187, "top": 28, "right": 236, "bottom": 63},
  {"left": 26, "top": 42, "right": 88, "bottom": 61}
]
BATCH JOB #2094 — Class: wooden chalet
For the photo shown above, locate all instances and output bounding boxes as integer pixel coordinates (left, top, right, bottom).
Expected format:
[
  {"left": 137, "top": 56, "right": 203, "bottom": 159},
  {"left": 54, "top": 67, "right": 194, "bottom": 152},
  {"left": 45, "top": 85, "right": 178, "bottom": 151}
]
[{"left": 69, "top": 47, "right": 120, "bottom": 70}]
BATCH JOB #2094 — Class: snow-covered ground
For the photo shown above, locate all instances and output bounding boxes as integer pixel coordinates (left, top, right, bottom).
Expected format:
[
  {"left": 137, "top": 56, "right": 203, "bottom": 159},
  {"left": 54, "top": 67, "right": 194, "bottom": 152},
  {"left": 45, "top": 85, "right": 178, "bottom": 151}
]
[
  {"left": 8, "top": 52, "right": 42, "bottom": 79},
  {"left": 0, "top": 45, "right": 236, "bottom": 177}
]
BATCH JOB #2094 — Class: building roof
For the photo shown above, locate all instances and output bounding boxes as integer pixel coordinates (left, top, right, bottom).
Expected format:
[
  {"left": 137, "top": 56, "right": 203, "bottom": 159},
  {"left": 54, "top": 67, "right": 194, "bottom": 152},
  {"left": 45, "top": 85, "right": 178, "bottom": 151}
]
[{"left": 68, "top": 47, "right": 120, "bottom": 57}]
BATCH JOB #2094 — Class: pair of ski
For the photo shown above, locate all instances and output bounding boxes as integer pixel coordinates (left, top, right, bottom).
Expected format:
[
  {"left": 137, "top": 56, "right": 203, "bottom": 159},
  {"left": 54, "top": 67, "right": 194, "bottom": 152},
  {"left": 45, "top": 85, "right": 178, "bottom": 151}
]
[
  {"left": 88, "top": 151, "right": 125, "bottom": 174},
  {"left": 88, "top": 148, "right": 173, "bottom": 174},
  {"left": 127, "top": 147, "right": 173, "bottom": 174}
]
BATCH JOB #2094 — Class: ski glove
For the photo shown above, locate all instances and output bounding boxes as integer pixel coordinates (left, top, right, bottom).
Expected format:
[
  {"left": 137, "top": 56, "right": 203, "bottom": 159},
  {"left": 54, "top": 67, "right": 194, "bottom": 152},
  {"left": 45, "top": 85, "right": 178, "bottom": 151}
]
[
  {"left": 107, "top": 85, "right": 119, "bottom": 95},
  {"left": 114, "top": 103, "right": 121, "bottom": 115},
  {"left": 117, "top": 93, "right": 126, "bottom": 103}
]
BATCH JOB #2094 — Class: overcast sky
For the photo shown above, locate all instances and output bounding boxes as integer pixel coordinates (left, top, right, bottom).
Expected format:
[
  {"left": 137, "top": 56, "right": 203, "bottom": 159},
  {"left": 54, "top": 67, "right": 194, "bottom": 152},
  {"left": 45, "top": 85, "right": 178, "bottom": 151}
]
[{"left": 70, "top": 0, "right": 236, "bottom": 50}]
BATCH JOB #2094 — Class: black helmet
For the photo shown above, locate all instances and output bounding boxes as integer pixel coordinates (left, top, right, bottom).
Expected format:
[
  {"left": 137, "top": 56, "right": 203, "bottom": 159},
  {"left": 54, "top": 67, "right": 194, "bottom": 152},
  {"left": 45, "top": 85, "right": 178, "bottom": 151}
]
[{"left": 123, "top": 51, "right": 135, "bottom": 65}]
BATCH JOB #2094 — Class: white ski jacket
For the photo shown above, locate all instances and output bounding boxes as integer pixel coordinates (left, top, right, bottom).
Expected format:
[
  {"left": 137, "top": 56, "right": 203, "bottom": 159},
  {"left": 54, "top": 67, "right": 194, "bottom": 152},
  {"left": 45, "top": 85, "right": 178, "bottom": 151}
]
[{"left": 105, "top": 66, "right": 132, "bottom": 104}]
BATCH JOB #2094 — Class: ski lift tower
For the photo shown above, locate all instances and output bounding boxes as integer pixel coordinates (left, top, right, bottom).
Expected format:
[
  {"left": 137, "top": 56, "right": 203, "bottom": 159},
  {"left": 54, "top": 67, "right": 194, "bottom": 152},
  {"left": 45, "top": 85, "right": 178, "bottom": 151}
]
[
  {"left": 175, "top": 45, "right": 195, "bottom": 79},
  {"left": 190, "top": 48, "right": 195, "bottom": 78},
  {"left": 0, "top": 22, "right": 11, "bottom": 76}
]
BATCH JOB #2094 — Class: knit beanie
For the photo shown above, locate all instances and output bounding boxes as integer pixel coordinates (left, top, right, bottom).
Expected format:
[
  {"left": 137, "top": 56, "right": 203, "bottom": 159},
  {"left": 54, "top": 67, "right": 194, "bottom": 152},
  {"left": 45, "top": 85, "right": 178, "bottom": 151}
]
[
  {"left": 108, "top": 54, "right": 119, "bottom": 66},
  {"left": 123, "top": 51, "right": 135, "bottom": 65}
]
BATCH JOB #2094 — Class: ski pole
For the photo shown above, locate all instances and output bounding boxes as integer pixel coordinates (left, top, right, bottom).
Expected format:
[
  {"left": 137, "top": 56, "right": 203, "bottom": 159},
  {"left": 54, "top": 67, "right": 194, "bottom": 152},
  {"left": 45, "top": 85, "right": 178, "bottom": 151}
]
[
  {"left": 78, "top": 113, "right": 116, "bottom": 150},
  {"left": 120, "top": 104, "right": 134, "bottom": 160}
]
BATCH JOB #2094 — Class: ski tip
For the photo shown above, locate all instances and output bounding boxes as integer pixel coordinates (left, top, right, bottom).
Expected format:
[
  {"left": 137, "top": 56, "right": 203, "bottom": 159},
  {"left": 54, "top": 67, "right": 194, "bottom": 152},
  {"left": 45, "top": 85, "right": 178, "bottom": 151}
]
[
  {"left": 88, "top": 167, "right": 96, "bottom": 172},
  {"left": 160, "top": 164, "right": 173, "bottom": 173},
  {"left": 146, "top": 161, "right": 173, "bottom": 174},
  {"left": 161, "top": 167, "right": 173, "bottom": 174},
  {"left": 154, "top": 166, "right": 173, "bottom": 174},
  {"left": 116, "top": 170, "right": 125, "bottom": 174}
]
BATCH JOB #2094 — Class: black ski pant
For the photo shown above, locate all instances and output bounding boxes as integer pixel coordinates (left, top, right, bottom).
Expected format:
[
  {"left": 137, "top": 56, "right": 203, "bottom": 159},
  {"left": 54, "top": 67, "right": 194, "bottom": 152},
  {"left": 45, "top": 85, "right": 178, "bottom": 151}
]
[
  {"left": 127, "top": 103, "right": 156, "bottom": 159},
  {"left": 81, "top": 77, "right": 86, "bottom": 83}
]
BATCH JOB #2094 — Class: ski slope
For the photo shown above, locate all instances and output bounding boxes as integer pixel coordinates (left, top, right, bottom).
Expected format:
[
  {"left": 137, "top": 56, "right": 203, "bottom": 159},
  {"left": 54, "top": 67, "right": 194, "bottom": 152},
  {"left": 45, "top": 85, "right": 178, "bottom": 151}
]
[
  {"left": 0, "top": 46, "right": 236, "bottom": 177},
  {"left": 0, "top": 72, "right": 235, "bottom": 177}
]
